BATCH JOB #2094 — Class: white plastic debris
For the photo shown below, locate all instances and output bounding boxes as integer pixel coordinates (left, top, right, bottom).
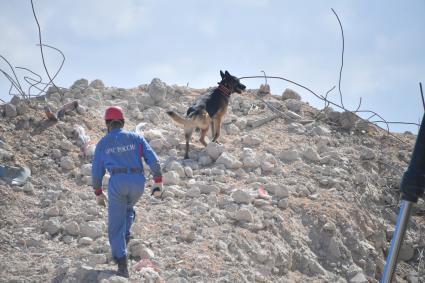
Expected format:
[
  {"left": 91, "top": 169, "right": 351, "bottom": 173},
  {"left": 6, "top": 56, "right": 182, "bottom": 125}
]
[{"left": 74, "top": 125, "right": 95, "bottom": 157}]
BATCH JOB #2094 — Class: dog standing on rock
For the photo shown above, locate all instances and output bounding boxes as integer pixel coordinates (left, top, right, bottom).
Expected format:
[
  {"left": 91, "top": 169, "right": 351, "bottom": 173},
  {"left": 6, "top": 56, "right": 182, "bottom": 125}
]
[{"left": 167, "top": 70, "right": 246, "bottom": 159}]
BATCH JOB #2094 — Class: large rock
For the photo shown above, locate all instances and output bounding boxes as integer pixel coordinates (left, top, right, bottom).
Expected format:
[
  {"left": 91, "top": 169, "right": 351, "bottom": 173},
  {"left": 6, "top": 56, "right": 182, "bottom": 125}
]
[
  {"left": 60, "top": 156, "right": 75, "bottom": 170},
  {"left": 206, "top": 142, "right": 225, "bottom": 160},
  {"left": 4, "top": 104, "right": 17, "bottom": 118},
  {"left": 285, "top": 99, "right": 302, "bottom": 112},
  {"left": 163, "top": 171, "right": 180, "bottom": 185},
  {"left": 137, "top": 93, "right": 156, "bottom": 108},
  {"left": 399, "top": 242, "right": 415, "bottom": 261},
  {"left": 71, "top": 78, "right": 89, "bottom": 89},
  {"left": 80, "top": 164, "right": 92, "bottom": 176},
  {"left": 148, "top": 78, "right": 167, "bottom": 104},
  {"left": 43, "top": 219, "right": 61, "bottom": 235},
  {"left": 260, "top": 153, "right": 278, "bottom": 172},
  {"left": 89, "top": 79, "right": 105, "bottom": 89},
  {"left": 303, "top": 147, "right": 321, "bottom": 162},
  {"left": 79, "top": 221, "right": 104, "bottom": 240},
  {"left": 268, "top": 183, "right": 290, "bottom": 199},
  {"left": 64, "top": 221, "right": 80, "bottom": 236},
  {"left": 360, "top": 147, "right": 376, "bottom": 160},
  {"left": 216, "top": 152, "right": 242, "bottom": 169},
  {"left": 340, "top": 111, "right": 359, "bottom": 130},
  {"left": 231, "top": 190, "right": 252, "bottom": 204},
  {"left": 282, "top": 88, "right": 301, "bottom": 100},
  {"left": 242, "top": 148, "right": 260, "bottom": 168},
  {"left": 234, "top": 208, "right": 253, "bottom": 222}
]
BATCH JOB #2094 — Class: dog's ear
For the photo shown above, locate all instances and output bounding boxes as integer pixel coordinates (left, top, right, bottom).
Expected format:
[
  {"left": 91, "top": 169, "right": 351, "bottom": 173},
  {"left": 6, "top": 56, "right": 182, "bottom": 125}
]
[
  {"left": 225, "top": 70, "right": 230, "bottom": 76},
  {"left": 220, "top": 70, "right": 225, "bottom": 78}
]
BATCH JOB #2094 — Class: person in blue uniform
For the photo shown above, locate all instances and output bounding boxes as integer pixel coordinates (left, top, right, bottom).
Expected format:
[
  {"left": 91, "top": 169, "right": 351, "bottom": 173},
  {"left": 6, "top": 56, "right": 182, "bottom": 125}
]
[{"left": 91, "top": 106, "right": 163, "bottom": 278}]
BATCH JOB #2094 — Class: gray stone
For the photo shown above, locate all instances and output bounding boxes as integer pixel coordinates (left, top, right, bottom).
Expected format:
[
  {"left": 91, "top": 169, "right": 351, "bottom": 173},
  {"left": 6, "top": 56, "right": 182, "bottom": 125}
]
[
  {"left": 199, "top": 155, "right": 213, "bottom": 166},
  {"left": 169, "top": 161, "right": 185, "bottom": 177},
  {"left": 399, "top": 242, "right": 415, "bottom": 261},
  {"left": 225, "top": 123, "right": 240, "bottom": 135},
  {"left": 242, "top": 148, "right": 260, "bottom": 168},
  {"left": 16, "top": 104, "right": 28, "bottom": 115},
  {"left": 235, "top": 208, "right": 253, "bottom": 222},
  {"left": 287, "top": 123, "right": 306, "bottom": 134},
  {"left": 46, "top": 206, "right": 60, "bottom": 217},
  {"left": 71, "top": 78, "right": 89, "bottom": 89},
  {"left": 277, "top": 199, "right": 289, "bottom": 209},
  {"left": 311, "top": 125, "right": 331, "bottom": 136},
  {"left": 273, "top": 185, "right": 290, "bottom": 199},
  {"left": 89, "top": 79, "right": 105, "bottom": 89},
  {"left": 79, "top": 221, "right": 103, "bottom": 239},
  {"left": 186, "top": 187, "right": 201, "bottom": 198},
  {"left": 23, "top": 182, "right": 34, "bottom": 194},
  {"left": 51, "top": 149, "right": 62, "bottom": 159},
  {"left": 184, "top": 166, "right": 193, "bottom": 177},
  {"left": 4, "top": 104, "right": 17, "bottom": 118},
  {"left": 206, "top": 142, "right": 225, "bottom": 160},
  {"left": 43, "top": 219, "right": 61, "bottom": 235},
  {"left": 260, "top": 153, "right": 278, "bottom": 172},
  {"left": 148, "top": 78, "right": 167, "bottom": 104},
  {"left": 62, "top": 235, "right": 73, "bottom": 244},
  {"left": 322, "top": 221, "right": 337, "bottom": 236},
  {"left": 340, "top": 111, "right": 359, "bottom": 130},
  {"left": 81, "top": 176, "right": 92, "bottom": 186},
  {"left": 231, "top": 190, "right": 252, "bottom": 204},
  {"left": 255, "top": 249, "right": 270, "bottom": 263},
  {"left": 216, "top": 152, "right": 242, "bottom": 169},
  {"left": 60, "top": 156, "right": 75, "bottom": 170},
  {"left": 303, "top": 147, "right": 321, "bottom": 162},
  {"left": 64, "top": 221, "right": 80, "bottom": 236},
  {"left": 198, "top": 183, "right": 220, "bottom": 195},
  {"left": 285, "top": 99, "right": 302, "bottom": 112},
  {"left": 130, "top": 242, "right": 155, "bottom": 259},
  {"left": 10, "top": 95, "right": 21, "bottom": 105},
  {"left": 60, "top": 140, "right": 74, "bottom": 151},
  {"left": 163, "top": 171, "right": 180, "bottom": 185},
  {"left": 349, "top": 272, "right": 368, "bottom": 283},
  {"left": 80, "top": 164, "right": 92, "bottom": 176},
  {"left": 149, "top": 138, "right": 167, "bottom": 152},
  {"left": 360, "top": 147, "right": 376, "bottom": 160},
  {"left": 282, "top": 88, "right": 301, "bottom": 100},
  {"left": 137, "top": 93, "right": 156, "bottom": 107}
]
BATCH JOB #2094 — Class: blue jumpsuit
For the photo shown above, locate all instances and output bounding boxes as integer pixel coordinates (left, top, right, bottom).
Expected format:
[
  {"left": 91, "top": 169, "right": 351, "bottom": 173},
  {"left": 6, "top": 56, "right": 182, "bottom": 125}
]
[{"left": 92, "top": 128, "right": 161, "bottom": 260}]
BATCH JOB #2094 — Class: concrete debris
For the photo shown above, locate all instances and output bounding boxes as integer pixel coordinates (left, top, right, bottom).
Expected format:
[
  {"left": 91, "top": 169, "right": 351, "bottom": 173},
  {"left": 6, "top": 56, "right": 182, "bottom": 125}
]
[{"left": 0, "top": 78, "right": 422, "bottom": 282}]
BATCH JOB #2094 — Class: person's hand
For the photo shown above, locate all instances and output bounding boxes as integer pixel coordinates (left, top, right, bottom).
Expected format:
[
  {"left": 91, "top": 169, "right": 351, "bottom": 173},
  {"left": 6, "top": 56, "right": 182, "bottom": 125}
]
[
  {"left": 151, "top": 177, "right": 163, "bottom": 199},
  {"left": 94, "top": 188, "right": 108, "bottom": 207}
]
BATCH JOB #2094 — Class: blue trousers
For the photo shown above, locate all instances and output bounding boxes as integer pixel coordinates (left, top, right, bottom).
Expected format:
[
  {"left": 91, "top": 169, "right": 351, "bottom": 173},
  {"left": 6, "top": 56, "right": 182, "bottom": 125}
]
[{"left": 107, "top": 173, "right": 145, "bottom": 260}]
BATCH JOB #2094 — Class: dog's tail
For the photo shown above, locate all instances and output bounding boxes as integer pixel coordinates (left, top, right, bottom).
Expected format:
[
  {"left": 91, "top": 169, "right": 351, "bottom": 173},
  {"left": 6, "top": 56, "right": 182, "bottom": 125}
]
[{"left": 166, "top": 111, "right": 188, "bottom": 126}]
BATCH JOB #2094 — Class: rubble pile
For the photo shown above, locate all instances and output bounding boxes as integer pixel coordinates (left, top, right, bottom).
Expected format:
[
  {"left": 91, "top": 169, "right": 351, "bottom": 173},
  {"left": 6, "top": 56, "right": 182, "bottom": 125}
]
[{"left": 0, "top": 78, "right": 424, "bottom": 283}]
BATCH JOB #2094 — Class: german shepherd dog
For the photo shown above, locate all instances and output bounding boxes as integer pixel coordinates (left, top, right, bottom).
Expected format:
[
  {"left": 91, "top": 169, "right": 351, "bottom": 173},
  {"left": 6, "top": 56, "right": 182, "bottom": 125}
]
[{"left": 167, "top": 70, "right": 246, "bottom": 159}]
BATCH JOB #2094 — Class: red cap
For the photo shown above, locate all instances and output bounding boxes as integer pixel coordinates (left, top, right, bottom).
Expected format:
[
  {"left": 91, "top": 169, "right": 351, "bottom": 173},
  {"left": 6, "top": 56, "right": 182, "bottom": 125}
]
[{"left": 104, "top": 106, "right": 124, "bottom": 120}]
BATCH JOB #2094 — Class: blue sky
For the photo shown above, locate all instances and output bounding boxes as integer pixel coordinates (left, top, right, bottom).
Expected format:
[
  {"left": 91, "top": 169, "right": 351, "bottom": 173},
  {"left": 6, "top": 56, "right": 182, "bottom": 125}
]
[{"left": 1, "top": 0, "right": 424, "bottom": 133}]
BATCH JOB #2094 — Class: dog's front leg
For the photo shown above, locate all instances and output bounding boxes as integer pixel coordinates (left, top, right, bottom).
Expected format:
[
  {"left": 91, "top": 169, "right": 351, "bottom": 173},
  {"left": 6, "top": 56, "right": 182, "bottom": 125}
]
[
  {"left": 210, "top": 122, "right": 215, "bottom": 141},
  {"left": 212, "top": 117, "right": 223, "bottom": 144}
]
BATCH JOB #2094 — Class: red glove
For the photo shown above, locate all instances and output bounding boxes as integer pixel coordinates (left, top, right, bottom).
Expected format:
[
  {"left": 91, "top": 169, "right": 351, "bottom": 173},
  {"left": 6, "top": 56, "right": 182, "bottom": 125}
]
[{"left": 151, "top": 176, "right": 163, "bottom": 198}]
